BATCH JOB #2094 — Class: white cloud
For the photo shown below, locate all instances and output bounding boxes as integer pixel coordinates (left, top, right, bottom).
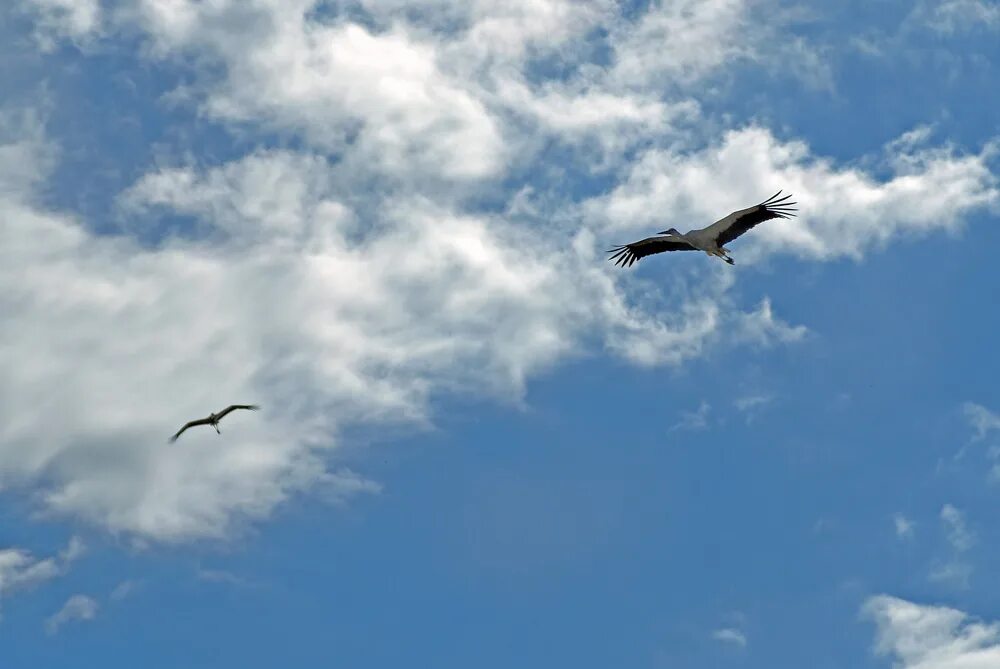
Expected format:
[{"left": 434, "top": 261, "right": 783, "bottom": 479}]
[
  {"left": 915, "top": 0, "right": 1000, "bottom": 33},
  {"left": 963, "top": 402, "right": 1000, "bottom": 441},
  {"left": 53, "top": 0, "right": 826, "bottom": 179},
  {"left": 109, "top": 580, "right": 138, "bottom": 602},
  {"left": 864, "top": 595, "right": 1000, "bottom": 669},
  {"left": 4, "top": 0, "right": 998, "bottom": 547},
  {"left": 712, "top": 627, "right": 747, "bottom": 648},
  {"left": 45, "top": 594, "right": 98, "bottom": 635},
  {"left": 672, "top": 401, "right": 711, "bottom": 432},
  {"left": 929, "top": 561, "right": 973, "bottom": 588},
  {"left": 733, "top": 298, "right": 808, "bottom": 346},
  {"left": 197, "top": 568, "right": 253, "bottom": 588},
  {"left": 894, "top": 513, "right": 916, "bottom": 540},
  {"left": 941, "top": 504, "right": 975, "bottom": 552},
  {"left": 609, "top": 0, "right": 753, "bottom": 87},
  {"left": 587, "top": 126, "right": 999, "bottom": 263},
  {"left": 0, "top": 537, "right": 84, "bottom": 615},
  {"left": 735, "top": 394, "right": 772, "bottom": 413},
  {"left": 2, "top": 119, "right": 752, "bottom": 542},
  {"left": 734, "top": 394, "right": 774, "bottom": 424},
  {"left": 930, "top": 505, "right": 976, "bottom": 588},
  {"left": 22, "top": 0, "right": 102, "bottom": 50}
]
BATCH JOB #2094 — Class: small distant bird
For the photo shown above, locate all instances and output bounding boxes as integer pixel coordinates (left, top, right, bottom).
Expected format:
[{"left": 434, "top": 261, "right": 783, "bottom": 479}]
[
  {"left": 169, "top": 404, "right": 260, "bottom": 442},
  {"left": 608, "top": 191, "right": 797, "bottom": 267}
]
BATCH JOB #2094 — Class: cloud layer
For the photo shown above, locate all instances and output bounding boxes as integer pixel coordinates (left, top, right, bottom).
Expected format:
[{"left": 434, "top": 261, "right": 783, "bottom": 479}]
[{"left": 2, "top": 0, "right": 998, "bottom": 544}]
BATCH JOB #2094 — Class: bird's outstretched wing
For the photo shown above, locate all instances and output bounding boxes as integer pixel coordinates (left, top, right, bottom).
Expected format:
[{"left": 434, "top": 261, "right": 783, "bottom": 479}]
[
  {"left": 702, "top": 191, "right": 797, "bottom": 246},
  {"left": 169, "top": 417, "right": 211, "bottom": 442},
  {"left": 215, "top": 404, "right": 260, "bottom": 420},
  {"left": 608, "top": 236, "right": 697, "bottom": 267}
]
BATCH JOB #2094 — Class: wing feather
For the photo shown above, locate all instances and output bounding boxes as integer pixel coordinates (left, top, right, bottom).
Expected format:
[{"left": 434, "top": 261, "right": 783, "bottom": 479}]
[
  {"left": 607, "top": 236, "right": 697, "bottom": 267},
  {"left": 215, "top": 404, "right": 260, "bottom": 420},
  {"left": 700, "top": 191, "right": 797, "bottom": 247},
  {"left": 169, "top": 418, "right": 210, "bottom": 442}
]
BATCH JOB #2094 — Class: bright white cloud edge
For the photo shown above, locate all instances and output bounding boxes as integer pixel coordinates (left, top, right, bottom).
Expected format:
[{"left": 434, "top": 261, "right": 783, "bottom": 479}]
[{"left": 865, "top": 595, "right": 1000, "bottom": 669}]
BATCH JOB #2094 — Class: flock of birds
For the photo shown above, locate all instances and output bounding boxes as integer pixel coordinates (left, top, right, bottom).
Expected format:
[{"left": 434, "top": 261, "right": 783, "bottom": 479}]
[{"left": 168, "top": 191, "right": 797, "bottom": 442}]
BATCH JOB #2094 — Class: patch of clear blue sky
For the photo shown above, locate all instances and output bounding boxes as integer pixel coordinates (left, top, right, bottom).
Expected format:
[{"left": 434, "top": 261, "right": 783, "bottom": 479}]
[{"left": 2, "top": 1, "right": 1000, "bottom": 667}]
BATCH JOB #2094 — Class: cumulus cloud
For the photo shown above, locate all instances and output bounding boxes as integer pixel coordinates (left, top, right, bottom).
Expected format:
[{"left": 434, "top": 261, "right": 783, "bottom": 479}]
[
  {"left": 45, "top": 594, "right": 98, "bottom": 634},
  {"left": 586, "top": 126, "right": 999, "bottom": 262},
  {"left": 22, "top": 0, "right": 102, "bottom": 50},
  {"left": 864, "top": 595, "right": 1000, "bottom": 669},
  {"left": 1, "top": 116, "right": 752, "bottom": 542},
  {"left": 3, "top": 0, "right": 998, "bottom": 546}
]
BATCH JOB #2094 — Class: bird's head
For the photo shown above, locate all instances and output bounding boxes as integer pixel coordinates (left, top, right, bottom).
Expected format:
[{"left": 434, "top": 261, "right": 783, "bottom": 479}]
[{"left": 659, "top": 227, "right": 681, "bottom": 236}]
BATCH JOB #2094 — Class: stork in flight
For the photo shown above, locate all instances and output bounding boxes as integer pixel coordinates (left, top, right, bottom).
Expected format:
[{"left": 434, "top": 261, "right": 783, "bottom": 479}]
[
  {"left": 608, "top": 191, "right": 797, "bottom": 267},
  {"left": 169, "top": 404, "right": 260, "bottom": 442}
]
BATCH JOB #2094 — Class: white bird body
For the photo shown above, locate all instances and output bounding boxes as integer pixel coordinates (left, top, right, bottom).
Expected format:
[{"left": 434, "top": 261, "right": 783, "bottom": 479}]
[{"left": 608, "top": 191, "right": 797, "bottom": 267}]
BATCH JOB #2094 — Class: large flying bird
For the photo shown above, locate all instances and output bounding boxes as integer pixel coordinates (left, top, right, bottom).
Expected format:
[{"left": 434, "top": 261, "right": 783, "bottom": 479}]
[
  {"left": 169, "top": 404, "right": 260, "bottom": 442},
  {"left": 608, "top": 191, "right": 797, "bottom": 267}
]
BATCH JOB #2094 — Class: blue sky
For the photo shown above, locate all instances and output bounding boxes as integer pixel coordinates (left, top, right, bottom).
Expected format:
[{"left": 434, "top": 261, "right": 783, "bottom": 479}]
[{"left": 2, "top": 1, "right": 1000, "bottom": 667}]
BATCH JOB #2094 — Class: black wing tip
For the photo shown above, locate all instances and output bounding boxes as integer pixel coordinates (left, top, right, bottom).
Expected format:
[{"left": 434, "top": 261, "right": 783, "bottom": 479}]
[
  {"left": 607, "top": 245, "right": 636, "bottom": 267},
  {"left": 761, "top": 190, "right": 792, "bottom": 204},
  {"left": 763, "top": 189, "right": 797, "bottom": 218}
]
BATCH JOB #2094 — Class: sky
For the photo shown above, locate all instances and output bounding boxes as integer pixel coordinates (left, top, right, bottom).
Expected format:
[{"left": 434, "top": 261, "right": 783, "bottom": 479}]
[{"left": 1, "top": 0, "right": 1000, "bottom": 666}]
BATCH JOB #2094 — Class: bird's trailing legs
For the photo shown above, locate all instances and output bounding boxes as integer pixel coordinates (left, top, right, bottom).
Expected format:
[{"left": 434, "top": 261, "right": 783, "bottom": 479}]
[
  {"left": 214, "top": 424, "right": 221, "bottom": 434},
  {"left": 708, "top": 248, "right": 735, "bottom": 265}
]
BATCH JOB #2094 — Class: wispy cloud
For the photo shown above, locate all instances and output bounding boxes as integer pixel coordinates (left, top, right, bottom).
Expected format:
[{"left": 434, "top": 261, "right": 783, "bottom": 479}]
[
  {"left": 109, "top": 580, "right": 139, "bottom": 602},
  {"left": 734, "top": 394, "right": 774, "bottom": 423},
  {"left": 671, "top": 401, "right": 711, "bottom": 432},
  {"left": 964, "top": 402, "right": 1000, "bottom": 441},
  {"left": 45, "top": 594, "right": 98, "bottom": 635},
  {"left": 928, "top": 561, "right": 973, "bottom": 588},
  {"left": 196, "top": 568, "right": 254, "bottom": 588},
  {"left": 941, "top": 504, "right": 975, "bottom": 552},
  {"left": 929, "top": 504, "right": 976, "bottom": 588},
  {"left": 712, "top": 627, "right": 747, "bottom": 648},
  {"left": 893, "top": 513, "right": 915, "bottom": 540},
  {"left": 913, "top": 0, "right": 1000, "bottom": 33},
  {"left": 23, "top": 0, "right": 103, "bottom": 51},
  {"left": 0, "top": 536, "right": 85, "bottom": 615}
]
